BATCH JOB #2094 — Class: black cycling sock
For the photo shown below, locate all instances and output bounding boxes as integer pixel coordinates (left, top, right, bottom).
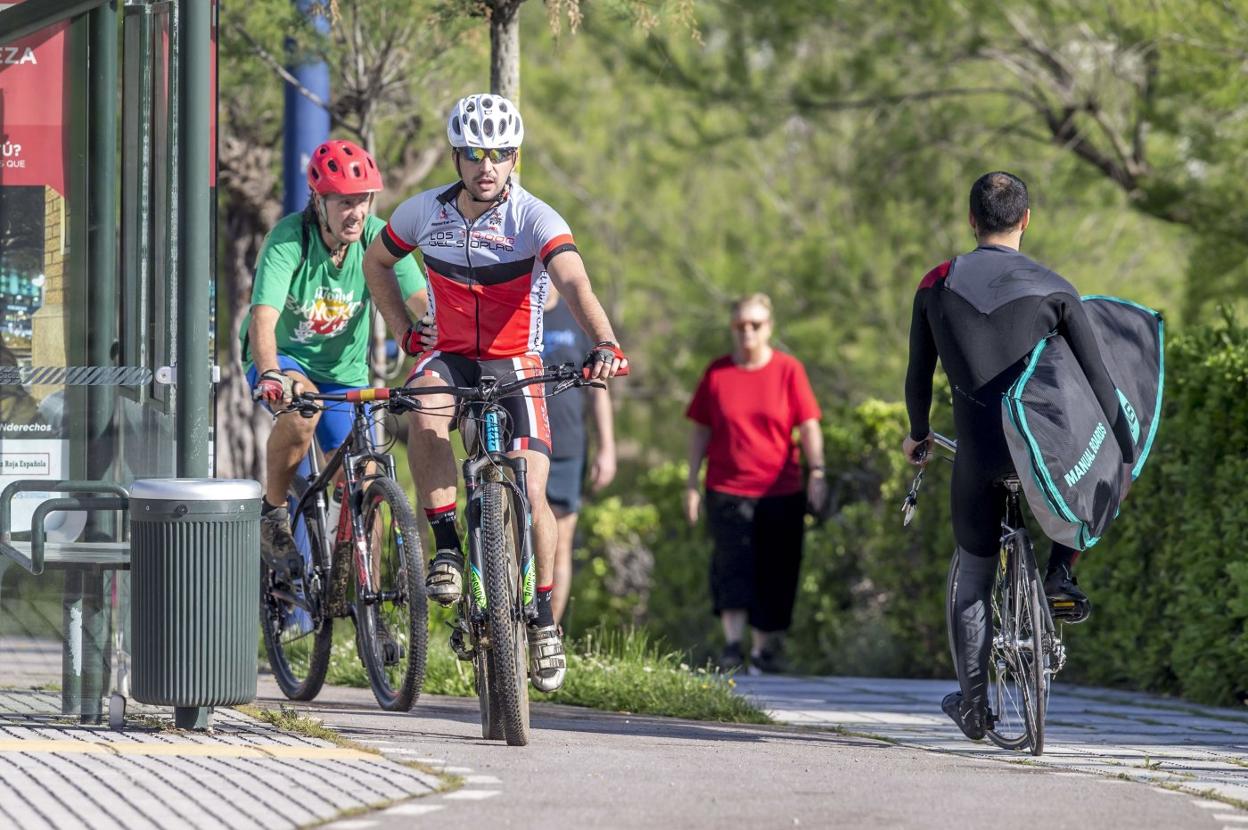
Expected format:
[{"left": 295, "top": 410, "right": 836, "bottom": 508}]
[
  {"left": 1046, "top": 544, "right": 1079, "bottom": 576},
  {"left": 534, "top": 585, "right": 555, "bottom": 628},
  {"left": 954, "top": 549, "right": 996, "bottom": 705},
  {"left": 426, "top": 504, "right": 462, "bottom": 554},
  {"left": 262, "top": 498, "right": 282, "bottom": 515}
]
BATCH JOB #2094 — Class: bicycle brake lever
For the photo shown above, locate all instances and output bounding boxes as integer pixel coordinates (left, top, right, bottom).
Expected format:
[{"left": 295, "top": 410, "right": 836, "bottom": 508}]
[{"left": 901, "top": 469, "right": 924, "bottom": 527}]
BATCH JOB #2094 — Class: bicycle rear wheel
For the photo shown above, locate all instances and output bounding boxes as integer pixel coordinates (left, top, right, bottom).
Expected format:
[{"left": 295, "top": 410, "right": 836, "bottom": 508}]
[
  {"left": 354, "top": 477, "right": 428, "bottom": 712},
  {"left": 261, "top": 484, "right": 333, "bottom": 701},
  {"left": 985, "top": 538, "right": 1046, "bottom": 752},
  {"left": 480, "top": 480, "right": 530, "bottom": 746}
]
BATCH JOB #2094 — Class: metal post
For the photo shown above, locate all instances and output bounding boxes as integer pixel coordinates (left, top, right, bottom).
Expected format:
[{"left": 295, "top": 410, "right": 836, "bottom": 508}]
[
  {"left": 282, "top": 0, "right": 330, "bottom": 213},
  {"left": 175, "top": 0, "right": 210, "bottom": 477},
  {"left": 79, "top": 568, "right": 109, "bottom": 724},
  {"left": 61, "top": 569, "right": 83, "bottom": 715},
  {"left": 87, "top": 1, "right": 118, "bottom": 530}
]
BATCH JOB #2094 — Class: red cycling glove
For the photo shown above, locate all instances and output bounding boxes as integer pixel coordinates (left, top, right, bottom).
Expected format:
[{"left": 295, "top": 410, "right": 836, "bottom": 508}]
[
  {"left": 252, "top": 370, "right": 294, "bottom": 403},
  {"left": 582, "top": 341, "right": 630, "bottom": 378}
]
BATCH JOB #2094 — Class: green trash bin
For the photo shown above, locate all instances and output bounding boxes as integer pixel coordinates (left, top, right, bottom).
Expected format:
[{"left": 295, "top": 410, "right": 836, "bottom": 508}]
[{"left": 130, "top": 478, "right": 261, "bottom": 729}]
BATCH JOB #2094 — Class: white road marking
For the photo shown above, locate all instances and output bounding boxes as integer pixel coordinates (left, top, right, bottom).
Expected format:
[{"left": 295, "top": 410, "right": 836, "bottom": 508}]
[
  {"left": 443, "top": 790, "right": 500, "bottom": 801},
  {"left": 385, "top": 804, "right": 446, "bottom": 817},
  {"left": 443, "top": 766, "right": 474, "bottom": 774},
  {"left": 414, "top": 757, "right": 447, "bottom": 765},
  {"left": 464, "top": 775, "right": 502, "bottom": 785},
  {"left": 328, "top": 821, "right": 377, "bottom": 829},
  {"left": 1213, "top": 816, "right": 1248, "bottom": 824},
  {"left": 1195, "top": 801, "right": 1230, "bottom": 809}
]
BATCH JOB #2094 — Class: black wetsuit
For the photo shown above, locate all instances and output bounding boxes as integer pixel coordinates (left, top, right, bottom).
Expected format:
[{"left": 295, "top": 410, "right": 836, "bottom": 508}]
[{"left": 904, "top": 244, "right": 1135, "bottom": 707}]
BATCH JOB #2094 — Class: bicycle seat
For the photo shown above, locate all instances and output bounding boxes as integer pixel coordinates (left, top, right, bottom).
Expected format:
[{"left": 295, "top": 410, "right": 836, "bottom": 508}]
[{"left": 997, "top": 474, "right": 1023, "bottom": 490}]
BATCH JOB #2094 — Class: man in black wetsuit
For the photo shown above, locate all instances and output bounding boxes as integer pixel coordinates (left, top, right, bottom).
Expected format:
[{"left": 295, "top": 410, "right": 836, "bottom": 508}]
[{"left": 903, "top": 171, "right": 1135, "bottom": 740}]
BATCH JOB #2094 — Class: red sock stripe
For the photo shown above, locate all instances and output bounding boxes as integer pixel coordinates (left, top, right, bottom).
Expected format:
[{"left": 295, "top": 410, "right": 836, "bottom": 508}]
[
  {"left": 537, "top": 584, "right": 554, "bottom": 593},
  {"left": 425, "top": 503, "right": 456, "bottom": 518}
]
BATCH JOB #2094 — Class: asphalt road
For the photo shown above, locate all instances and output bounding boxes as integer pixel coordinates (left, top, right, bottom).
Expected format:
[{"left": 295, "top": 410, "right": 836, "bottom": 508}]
[{"left": 258, "top": 679, "right": 1223, "bottom": 830}]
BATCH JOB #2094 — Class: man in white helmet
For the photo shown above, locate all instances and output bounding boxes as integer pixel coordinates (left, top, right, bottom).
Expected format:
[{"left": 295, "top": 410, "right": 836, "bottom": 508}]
[{"left": 363, "top": 93, "right": 628, "bottom": 693}]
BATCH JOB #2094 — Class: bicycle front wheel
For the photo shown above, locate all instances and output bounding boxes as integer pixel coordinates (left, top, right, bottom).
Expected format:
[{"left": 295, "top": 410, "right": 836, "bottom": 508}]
[
  {"left": 354, "top": 477, "right": 428, "bottom": 712},
  {"left": 261, "top": 485, "right": 333, "bottom": 701},
  {"left": 480, "top": 480, "right": 530, "bottom": 746}
]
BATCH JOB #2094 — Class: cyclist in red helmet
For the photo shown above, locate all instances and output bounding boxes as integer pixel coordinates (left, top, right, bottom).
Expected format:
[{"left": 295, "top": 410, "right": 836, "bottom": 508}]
[{"left": 242, "top": 139, "right": 429, "bottom": 583}]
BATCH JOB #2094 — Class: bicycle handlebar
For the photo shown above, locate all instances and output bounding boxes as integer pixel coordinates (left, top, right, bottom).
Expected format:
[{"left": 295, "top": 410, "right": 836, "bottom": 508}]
[{"left": 279, "top": 362, "right": 613, "bottom": 415}]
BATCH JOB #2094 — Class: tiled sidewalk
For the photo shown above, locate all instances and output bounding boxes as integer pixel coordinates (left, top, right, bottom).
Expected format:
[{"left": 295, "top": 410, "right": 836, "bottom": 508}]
[
  {"left": 0, "top": 689, "right": 442, "bottom": 830},
  {"left": 734, "top": 675, "right": 1248, "bottom": 807}
]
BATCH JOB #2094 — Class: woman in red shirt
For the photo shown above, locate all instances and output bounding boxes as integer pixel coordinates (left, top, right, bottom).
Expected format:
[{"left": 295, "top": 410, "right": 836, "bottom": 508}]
[{"left": 685, "top": 293, "right": 826, "bottom": 674}]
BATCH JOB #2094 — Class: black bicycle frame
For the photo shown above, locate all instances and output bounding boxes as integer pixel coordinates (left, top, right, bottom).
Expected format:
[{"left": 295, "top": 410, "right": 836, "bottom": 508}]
[{"left": 281, "top": 401, "right": 397, "bottom": 611}]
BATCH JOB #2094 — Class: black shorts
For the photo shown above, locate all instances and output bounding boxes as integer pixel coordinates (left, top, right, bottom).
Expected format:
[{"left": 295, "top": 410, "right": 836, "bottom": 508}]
[
  {"left": 407, "top": 351, "right": 552, "bottom": 456},
  {"left": 705, "top": 489, "right": 807, "bottom": 633},
  {"left": 546, "top": 455, "right": 585, "bottom": 513}
]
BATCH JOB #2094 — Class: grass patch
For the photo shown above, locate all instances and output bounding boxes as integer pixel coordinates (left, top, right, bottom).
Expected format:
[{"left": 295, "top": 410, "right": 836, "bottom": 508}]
[
  {"left": 538, "top": 627, "right": 771, "bottom": 724},
  {"left": 323, "top": 622, "right": 769, "bottom": 724},
  {"left": 239, "top": 703, "right": 364, "bottom": 749}
]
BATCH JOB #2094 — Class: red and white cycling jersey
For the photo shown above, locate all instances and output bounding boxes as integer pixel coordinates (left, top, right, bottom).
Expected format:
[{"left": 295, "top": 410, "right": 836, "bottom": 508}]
[{"left": 382, "top": 181, "right": 578, "bottom": 359}]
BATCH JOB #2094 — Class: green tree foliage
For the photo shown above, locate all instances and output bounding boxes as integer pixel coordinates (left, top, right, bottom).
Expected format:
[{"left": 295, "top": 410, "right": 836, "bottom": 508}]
[{"left": 603, "top": 0, "right": 1248, "bottom": 314}]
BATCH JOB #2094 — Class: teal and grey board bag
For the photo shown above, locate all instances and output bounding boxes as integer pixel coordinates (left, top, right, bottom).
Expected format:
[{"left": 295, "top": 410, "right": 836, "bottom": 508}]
[{"left": 1002, "top": 296, "right": 1163, "bottom": 550}]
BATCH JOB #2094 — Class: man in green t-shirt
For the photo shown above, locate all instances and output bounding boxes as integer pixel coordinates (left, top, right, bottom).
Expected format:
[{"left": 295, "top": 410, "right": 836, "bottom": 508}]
[{"left": 243, "top": 139, "right": 430, "bottom": 580}]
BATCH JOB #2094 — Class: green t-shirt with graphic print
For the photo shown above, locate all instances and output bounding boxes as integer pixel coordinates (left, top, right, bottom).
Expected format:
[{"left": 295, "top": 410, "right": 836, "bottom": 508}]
[{"left": 242, "top": 212, "right": 424, "bottom": 387}]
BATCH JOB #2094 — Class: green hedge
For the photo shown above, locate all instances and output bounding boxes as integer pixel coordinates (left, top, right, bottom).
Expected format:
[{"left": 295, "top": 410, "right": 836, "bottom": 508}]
[
  {"left": 571, "top": 320, "right": 1248, "bottom": 706},
  {"left": 1064, "top": 318, "right": 1248, "bottom": 705}
]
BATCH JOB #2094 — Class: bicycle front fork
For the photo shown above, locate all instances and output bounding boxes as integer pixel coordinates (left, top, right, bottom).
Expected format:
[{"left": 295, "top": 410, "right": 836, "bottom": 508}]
[{"left": 463, "top": 453, "right": 539, "bottom": 621}]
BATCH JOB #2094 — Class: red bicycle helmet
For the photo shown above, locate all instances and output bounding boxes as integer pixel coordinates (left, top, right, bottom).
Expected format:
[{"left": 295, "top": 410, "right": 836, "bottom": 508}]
[{"left": 306, "top": 139, "right": 383, "bottom": 195}]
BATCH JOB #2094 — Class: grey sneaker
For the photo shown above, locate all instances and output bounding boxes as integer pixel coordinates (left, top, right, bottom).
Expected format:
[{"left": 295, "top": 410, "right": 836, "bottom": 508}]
[
  {"left": 260, "top": 507, "right": 303, "bottom": 582},
  {"left": 527, "top": 624, "right": 567, "bottom": 692},
  {"left": 425, "top": 549, "right": 464, "bottom": 606}
]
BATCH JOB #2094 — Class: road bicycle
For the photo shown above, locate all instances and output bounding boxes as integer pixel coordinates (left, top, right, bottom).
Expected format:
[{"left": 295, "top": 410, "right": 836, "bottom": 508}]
[
  {"left": 384, "top": 361, "right": 609, "bottom": 746},
  {"left": 903, "top": 432, "right": 1066, "bottom": 755},
  {"left": 260, "top": 388, "right": 426, "bottom": 711}
]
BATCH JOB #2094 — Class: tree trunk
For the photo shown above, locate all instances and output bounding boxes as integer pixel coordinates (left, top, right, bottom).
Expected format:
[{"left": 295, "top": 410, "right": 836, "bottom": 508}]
[
  {"left": 215, "top": 130, "right": 282, "bottom": 482},
  {"left": 489, "top": 1, "right": 523, "bottom": 103}
]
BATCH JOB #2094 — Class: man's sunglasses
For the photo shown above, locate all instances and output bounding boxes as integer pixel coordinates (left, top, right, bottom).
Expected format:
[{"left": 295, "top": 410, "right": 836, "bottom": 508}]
[{"left": 457, "top": 146, "right": 518, "bottom": 164}]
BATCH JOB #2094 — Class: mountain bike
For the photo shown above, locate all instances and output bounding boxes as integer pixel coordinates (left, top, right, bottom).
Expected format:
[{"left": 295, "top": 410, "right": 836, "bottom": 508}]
[
  {"left": 260, "top": 389, "right": 426, "bottom": 711},
  {"left": 903, "top": 432, "right": 1066, "bottom": 755},
  {"left": 385, "top": 361, "right": 609, "bottom": 746}
]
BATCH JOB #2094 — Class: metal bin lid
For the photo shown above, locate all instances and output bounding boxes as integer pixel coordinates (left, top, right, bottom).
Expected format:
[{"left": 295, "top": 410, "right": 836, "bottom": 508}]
[{"left": 129, "top": 478, "right": 262, "bottom": 502}]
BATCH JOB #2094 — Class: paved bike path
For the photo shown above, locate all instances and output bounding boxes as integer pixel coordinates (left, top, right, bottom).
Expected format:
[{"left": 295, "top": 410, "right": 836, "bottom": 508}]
[
  {"left": 271, "top": 680, "right": 1224, "bottom": 830},
  {"left": 733, "top": 675, "right": 1248, "bottom": 810}
]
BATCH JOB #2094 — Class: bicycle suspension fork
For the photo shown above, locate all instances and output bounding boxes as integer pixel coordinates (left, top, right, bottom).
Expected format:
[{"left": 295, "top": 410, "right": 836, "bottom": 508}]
[{"left": 462, "top": 410, "right": 538, "bottom": 620}]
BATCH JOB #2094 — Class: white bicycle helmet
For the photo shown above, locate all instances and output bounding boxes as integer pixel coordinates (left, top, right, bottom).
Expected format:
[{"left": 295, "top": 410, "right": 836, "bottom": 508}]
[{"left": 446, "top": 94, "right": 525, "bottom": 149}]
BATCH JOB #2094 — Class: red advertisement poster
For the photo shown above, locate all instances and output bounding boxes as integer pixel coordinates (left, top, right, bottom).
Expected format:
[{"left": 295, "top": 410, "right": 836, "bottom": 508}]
[{"left": 0, "top": 2, "right": 68, "bottom": 196}]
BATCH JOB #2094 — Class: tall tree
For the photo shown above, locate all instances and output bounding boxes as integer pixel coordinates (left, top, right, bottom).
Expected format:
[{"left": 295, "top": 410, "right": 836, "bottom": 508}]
[
  {"left": 215, "top": 0, "right": 480, "bottom": 479},
  {"left": 610, "top": 0, "right": 1246, "bottom": 313}
]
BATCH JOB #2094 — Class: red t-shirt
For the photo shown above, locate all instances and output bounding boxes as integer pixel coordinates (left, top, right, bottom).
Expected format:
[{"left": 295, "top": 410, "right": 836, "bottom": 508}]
[{"left": 685, "top": 351, "right": 822, "bottom": 498}]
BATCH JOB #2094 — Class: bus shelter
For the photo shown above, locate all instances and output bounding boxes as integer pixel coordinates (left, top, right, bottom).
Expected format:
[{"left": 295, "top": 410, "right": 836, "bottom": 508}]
[{"left": 0, "top": 0, "right": 215, "bottom": 722}]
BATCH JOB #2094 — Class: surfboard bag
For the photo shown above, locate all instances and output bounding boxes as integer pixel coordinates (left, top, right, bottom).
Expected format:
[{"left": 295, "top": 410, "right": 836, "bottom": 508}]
[{"left": 1002, "top": 297, "right": 1164, "bottom": 550}]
